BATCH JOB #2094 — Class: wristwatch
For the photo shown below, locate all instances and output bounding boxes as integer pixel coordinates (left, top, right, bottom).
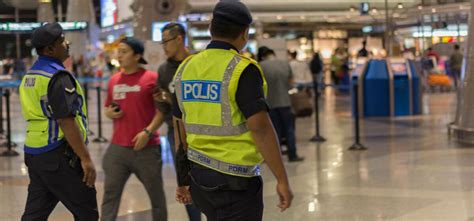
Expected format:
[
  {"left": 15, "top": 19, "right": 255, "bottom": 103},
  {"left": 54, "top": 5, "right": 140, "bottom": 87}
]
[{"left": 143, "top": 128, "right": 153, "bottom": 138}]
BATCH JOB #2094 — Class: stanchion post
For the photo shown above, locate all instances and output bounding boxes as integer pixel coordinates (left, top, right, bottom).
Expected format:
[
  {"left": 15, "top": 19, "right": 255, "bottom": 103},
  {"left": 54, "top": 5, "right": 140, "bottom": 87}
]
[
  {"left": 1, "top": 89, "right": 19, "bottom": 156},
  {"left": 83, "top": 82, "right": 94, "bottom": 136},
  {"left": 92, "top": 86, "right": 108, "bottom": 143},
  {"left": 349, "top": 84, "right": 367, "bottom": 150},
  {"left": 0, "top": 88, "right": 4, "bottom": 135},
  {"left": 310, "top": 79, "right": 326, "bottom": 142}
]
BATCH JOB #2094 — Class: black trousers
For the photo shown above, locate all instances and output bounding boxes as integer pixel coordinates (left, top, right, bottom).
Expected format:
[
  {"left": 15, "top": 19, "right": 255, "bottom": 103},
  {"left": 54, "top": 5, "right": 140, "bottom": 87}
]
[
  {"left": 189, "top": 163, "right": 263, "bottom": 221},
  {"left": 269, "top": 107, "right": 298, "bottom": 159},
  {"left": 22, "top": 143, "right": 99, "bottom": 221}
]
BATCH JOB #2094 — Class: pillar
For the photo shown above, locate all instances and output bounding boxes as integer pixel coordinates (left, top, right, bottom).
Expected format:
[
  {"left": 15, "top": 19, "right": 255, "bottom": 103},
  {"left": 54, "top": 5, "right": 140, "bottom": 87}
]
[
  {"left": 37, "top": 0, "right": 55, "bottom": 23},
  {"left": 65, "top": 0, "right": 97, "bottom": 60},
  {"left": 449, "top": 0, "right": 474, "bottom": 144},
  {"left": 131, "top": 0, "right": 190, "bottom": 41}
]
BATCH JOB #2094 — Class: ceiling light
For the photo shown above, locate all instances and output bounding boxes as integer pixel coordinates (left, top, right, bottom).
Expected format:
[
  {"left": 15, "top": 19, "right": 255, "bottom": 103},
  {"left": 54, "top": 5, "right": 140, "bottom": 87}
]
[
  {"left": 372, "top": 8, "right": 378, "bottom": 14},
  {"left": 397, "top": 3, "right": 403, "bottom": 9},
  {"left": 277, "top": 15, "right": 283, "bottom": 20},
  {"left": 417, "top": 4, "right": 423, "bottom": 10},
  {"left": 350, "top": 6, "right": 356, "bottom": 12},
  {"left": 431, "top": 8, "right": 436, "bottom": 13},
  {"left": 300, "top": 15, "right": 306, "bottom": 20}
]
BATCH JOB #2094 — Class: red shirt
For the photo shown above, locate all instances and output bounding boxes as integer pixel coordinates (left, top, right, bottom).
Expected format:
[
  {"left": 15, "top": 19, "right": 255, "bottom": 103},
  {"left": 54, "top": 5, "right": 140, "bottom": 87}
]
[{"left": 105, "top": 69, "right": 160, "bottom": 147}]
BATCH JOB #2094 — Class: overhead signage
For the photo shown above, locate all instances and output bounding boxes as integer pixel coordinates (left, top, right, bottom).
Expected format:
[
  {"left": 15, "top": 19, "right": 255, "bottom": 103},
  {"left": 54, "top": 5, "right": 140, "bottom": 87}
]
[
  {"left": 0, "top": 22, "right": 88, "bottom": 33},
  {"left": 362, "top": 25, "right": 385, "bottom": 33},
  {"left": 362, "top": 26, "right": 373, "bottom": 33}
]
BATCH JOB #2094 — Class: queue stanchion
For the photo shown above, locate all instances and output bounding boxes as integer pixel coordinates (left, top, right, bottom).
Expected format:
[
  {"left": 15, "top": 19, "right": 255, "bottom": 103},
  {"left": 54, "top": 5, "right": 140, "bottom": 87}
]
[
  {"left": 83, "top": 81, "right": 94, "bottom": 136},
  {"left": 1, "top": 89, "right": 19, "bottom": 156},
  {"left": 92, "top": 84, "right": 108, "bottom": 143},
  {"left": 310, "top": 80, "right": 326, "bottom": 142},
  {"left": 348, "top": 84, "right": 367, "bottom": 151},
  {"left": 0, "top": 88, "right": 4, "bottom": 136}
]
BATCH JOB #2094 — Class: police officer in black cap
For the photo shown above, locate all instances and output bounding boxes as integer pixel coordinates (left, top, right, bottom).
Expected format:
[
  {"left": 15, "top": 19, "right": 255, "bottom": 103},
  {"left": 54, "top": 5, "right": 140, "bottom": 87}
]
[
  {"left": 19, "top": 22, "right": 98, "bottom": 220},
  {"left": 172, "top": 1, "right": 294, "bottom": 220}
]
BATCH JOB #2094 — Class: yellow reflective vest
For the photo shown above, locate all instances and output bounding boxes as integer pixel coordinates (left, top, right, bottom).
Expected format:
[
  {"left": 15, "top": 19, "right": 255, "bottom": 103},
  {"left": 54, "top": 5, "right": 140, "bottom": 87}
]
[
  {"left": 20, "top": 68, "right": 88, "bottom": 154},
  {"left": 175, "top": 48, "right": 268, "bottom": 177}
]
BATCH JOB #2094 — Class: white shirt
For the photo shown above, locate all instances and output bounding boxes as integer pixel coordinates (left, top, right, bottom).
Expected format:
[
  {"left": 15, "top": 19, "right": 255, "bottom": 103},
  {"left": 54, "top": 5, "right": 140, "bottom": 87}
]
[{"left": 289, "top": 60, "right": 313, "bottom": 84}]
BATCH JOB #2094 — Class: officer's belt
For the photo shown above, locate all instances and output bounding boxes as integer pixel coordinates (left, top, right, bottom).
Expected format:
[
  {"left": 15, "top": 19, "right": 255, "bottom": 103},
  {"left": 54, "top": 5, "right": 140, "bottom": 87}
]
[{"left": 187, "top": 148, "right": 260, "bottom": 177}]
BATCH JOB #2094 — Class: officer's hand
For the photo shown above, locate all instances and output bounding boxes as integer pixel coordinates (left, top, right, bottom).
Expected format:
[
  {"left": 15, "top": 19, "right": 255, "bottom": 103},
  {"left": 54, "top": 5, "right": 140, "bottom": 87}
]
[
  {"left": 153, "top": 91, "right": 172, "bottom": 104},
  {"left": 105, "top": 105, "right": 124, "bottom": 119},
  {"left": 81, "top": 159, "right": 96, "bottom": 188},
  {"left": 176, "top": 186, "right": 192, "bottom": 204},
  {"left": 132, "top": 131, "right": 149, "bottom": 151},
  {"left": 276, "top": 181, "right": 293, "bottom": 212}
]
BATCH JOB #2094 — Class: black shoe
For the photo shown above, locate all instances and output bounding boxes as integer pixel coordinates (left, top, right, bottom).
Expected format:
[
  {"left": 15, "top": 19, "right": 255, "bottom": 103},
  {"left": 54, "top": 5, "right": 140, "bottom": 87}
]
[
  {"left": 289, "top": 156, "right": 305, "bottom": 162},
  {"left": 281, "top": 150, "right": 288, "bottom": 155}
]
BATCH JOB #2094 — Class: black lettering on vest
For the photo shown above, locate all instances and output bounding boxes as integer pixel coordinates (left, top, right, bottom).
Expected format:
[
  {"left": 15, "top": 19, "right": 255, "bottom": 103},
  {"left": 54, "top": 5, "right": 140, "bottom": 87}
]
[
  {"left": 228, "top": 165, "right": 248, "bottom": 174},
  {"left": 24, "top": 77, "right": 36, "bottom": 88}
]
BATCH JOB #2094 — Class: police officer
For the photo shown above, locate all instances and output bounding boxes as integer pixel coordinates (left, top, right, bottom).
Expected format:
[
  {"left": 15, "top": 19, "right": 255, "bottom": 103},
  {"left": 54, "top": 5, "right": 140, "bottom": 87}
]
[
  {"left": 19, "top": 23, "right": 98, "bottom": 221},
  {"left": 172, "top": 1, "right": 294, "bottom": 220}
]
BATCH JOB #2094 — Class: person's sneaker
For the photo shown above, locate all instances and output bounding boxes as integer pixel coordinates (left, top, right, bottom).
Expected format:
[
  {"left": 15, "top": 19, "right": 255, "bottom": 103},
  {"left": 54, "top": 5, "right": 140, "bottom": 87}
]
[{"left": 289, "top": 156, "right": 305, "bottom": 162}]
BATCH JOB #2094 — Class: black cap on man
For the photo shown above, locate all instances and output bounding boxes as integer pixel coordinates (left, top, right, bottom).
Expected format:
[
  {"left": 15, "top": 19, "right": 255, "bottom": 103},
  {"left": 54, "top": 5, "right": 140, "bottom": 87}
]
[
  {"left": 210, "top": 0, "right": 253, "bottom": 46},
  {"left": 31, "top": 23, "right": 64, "bottom": 49}
]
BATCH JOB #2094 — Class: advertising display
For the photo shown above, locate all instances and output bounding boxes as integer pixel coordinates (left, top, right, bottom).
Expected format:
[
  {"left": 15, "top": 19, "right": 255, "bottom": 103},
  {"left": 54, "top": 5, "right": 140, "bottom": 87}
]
[{"left": 101, "top": 0, "right": 118, "bottom": 27}]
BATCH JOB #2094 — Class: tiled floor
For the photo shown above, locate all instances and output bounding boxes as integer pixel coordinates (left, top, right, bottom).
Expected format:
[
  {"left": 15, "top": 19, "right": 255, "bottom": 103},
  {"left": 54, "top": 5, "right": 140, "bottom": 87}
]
[{"left": 1, "top": 89, "right": 472, "bottom": 221}]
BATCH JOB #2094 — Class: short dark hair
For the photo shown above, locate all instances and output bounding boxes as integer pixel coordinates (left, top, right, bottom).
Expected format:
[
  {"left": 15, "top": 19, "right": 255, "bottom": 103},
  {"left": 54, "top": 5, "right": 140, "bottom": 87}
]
[
  {"left": 162, "top": 23, "right": 186, "bottom": 41},
  {"left": 290, "top": 51, "right": 297, "bottom": 59},
  {"left": 257, "top": 47, "right": 275, "bottom": 61},
  {"left": 210, "top": 20, "right": 248, "bottom": 40},
  {"left": 454, "top": 44, "right": 460, "bottom": 50},
  {"left": 35, "top": 47, "right": 45, "bottom": 56}
]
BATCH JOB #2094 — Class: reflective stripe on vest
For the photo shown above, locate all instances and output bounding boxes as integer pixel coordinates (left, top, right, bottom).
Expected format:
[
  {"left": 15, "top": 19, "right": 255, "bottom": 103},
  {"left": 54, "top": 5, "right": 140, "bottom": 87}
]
[
  {"left": 175, "top": 55, "right": 248, "bottom": 136},
  {"left": 20, "top": 70, "right": 88, "bottom": 153},
  {"left": 27, "top": 70, "right": 54, "bottom": 78},
  {"left": 188, "top": 148, "right": 260, "bottom": 177}
]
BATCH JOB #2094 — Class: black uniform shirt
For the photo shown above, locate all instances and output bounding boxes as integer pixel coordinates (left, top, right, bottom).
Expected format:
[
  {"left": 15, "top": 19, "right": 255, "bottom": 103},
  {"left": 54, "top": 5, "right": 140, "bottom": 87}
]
[
  {"left": 47, "top": 70, "right": 82, "bottom": 119},
  {"left": 172, "top": 40, "right": 268, "bottom": 119},
  {"left": 156, "top": 59, "right": 182, "bottom": 127}
]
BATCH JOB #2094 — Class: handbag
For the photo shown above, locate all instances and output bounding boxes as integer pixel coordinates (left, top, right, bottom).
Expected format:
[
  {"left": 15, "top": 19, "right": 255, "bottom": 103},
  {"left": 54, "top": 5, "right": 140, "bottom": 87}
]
[{"left": 289, "top": 88, "right": 313, "bottom": 117}]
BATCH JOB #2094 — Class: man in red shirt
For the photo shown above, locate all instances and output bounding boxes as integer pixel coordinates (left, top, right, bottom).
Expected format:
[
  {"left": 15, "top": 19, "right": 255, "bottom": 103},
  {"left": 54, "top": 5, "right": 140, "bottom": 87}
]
[
  {"left": 427, "top": 47, "right": 440, "bottom": 64},
  {"left": 101, "top": 37, "right": 167, "bottom": 221}
]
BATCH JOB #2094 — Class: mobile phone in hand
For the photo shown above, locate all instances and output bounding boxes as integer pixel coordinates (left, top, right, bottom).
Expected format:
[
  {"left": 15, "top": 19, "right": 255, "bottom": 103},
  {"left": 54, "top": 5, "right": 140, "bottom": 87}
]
[{"left": 111, "top": 101, "right": 121, "bottom": 112}]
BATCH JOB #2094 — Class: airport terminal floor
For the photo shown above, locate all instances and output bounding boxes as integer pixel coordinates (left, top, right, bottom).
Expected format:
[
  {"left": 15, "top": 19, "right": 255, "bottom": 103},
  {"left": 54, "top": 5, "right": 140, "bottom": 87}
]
[{"left": 0, "top": 88, "right": 472, "bottom": 221}]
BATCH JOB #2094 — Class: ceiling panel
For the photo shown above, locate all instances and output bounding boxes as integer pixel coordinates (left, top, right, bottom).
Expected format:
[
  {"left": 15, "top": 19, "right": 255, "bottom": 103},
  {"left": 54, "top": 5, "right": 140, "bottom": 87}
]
[{"left": 189, "top": 0, "right": 423, "bottom": 12}]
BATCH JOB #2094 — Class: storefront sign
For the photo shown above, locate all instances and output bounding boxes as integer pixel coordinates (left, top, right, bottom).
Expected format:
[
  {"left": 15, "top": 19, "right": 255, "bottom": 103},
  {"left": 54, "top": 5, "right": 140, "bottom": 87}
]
[{"left": 316, "top": 30, "right": 347, "bottom": 39}]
